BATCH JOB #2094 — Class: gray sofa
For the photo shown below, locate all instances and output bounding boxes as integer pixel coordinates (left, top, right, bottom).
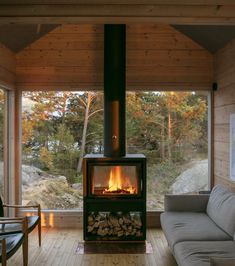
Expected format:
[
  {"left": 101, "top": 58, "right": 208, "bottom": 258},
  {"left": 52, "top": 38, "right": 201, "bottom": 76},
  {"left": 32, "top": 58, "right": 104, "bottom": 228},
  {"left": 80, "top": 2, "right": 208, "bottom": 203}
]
[{"left": 160, "top": 185, "right": 235, "bottom": 266}]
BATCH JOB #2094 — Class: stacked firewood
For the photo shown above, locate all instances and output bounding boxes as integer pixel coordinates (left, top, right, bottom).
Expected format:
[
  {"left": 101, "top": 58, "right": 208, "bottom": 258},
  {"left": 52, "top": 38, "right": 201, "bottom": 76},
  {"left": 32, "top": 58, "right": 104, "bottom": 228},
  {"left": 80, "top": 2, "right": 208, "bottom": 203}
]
[{"left": 87, "top": 212, "right": 143, "bottom": 238}]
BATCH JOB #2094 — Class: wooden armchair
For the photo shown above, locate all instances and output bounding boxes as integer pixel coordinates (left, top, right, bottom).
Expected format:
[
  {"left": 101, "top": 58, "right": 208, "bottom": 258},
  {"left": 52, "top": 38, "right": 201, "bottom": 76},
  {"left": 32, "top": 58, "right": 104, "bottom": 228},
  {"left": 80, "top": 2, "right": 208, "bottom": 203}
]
[
  {"left": 0, "top": 217, "right": 28, "bottom": 266},
  {"left": 0, "top": 197, "right": 41, "bottom": 246}
]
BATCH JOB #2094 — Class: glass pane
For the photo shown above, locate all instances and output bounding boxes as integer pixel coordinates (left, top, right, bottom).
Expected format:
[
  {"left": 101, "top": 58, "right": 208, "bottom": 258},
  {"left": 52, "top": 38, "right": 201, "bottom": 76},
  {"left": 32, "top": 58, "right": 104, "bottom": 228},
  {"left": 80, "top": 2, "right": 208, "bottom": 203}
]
[
  {"left": 22, "top": 91, "right": 103, "bottom": 209},
  {"left": 92, "top": 165, "right": 139, "bottom": 195},
  {"left": 126, "top": 91, "right": 209, "bottom": 211},
  {"left": 0, "top": 89, "right": 5, "bottom": 198}
]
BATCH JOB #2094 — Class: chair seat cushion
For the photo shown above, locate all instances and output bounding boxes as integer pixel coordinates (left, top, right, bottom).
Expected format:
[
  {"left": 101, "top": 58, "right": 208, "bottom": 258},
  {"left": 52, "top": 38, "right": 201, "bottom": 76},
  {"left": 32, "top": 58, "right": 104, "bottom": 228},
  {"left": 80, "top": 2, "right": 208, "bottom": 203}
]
[
  {"left": 174, "top": 241, "right": 235, "bottom": 266},
  {"left": 27, "top": 216, "right": 40, "bottom": 233},
  {"left": 160, "top": 212, "right": 231, "bottom": 250},
  {"left": 0, "top": 233, "right": 24, "bottom": 261}
]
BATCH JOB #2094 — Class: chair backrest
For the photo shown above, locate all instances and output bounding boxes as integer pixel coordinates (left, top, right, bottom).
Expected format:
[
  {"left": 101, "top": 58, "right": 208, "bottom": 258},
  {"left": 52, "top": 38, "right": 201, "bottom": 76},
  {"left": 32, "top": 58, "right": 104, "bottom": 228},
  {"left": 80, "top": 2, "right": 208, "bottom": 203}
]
[{"left": 0, "top": 196, "right": 4, "bottom": 217}]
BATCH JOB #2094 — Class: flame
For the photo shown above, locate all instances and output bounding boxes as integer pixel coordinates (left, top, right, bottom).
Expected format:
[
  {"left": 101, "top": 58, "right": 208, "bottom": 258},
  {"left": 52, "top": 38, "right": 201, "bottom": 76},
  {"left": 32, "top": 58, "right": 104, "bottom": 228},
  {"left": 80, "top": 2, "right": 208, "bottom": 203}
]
[{"left": 104, "top": 166, "right": 136, "bottom": 194}]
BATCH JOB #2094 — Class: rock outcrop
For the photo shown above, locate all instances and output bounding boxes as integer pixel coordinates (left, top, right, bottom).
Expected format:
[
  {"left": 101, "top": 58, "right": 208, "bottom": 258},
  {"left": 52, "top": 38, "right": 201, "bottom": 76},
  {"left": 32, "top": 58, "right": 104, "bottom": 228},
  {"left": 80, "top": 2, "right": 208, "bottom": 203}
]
[
  {"left": 21, "top": 164, "right": 82, "bottom": 209},
  {"left": 170, "top": 159, "right": 208, "bottom": 194}
]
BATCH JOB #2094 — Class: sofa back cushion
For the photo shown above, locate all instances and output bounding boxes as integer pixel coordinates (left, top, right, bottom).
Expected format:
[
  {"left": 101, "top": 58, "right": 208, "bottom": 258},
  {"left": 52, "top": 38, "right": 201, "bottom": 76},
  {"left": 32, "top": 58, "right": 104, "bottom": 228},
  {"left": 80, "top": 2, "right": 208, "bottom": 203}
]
[{"left": 207, "top": 185, "right": 235, "bottom": 237}]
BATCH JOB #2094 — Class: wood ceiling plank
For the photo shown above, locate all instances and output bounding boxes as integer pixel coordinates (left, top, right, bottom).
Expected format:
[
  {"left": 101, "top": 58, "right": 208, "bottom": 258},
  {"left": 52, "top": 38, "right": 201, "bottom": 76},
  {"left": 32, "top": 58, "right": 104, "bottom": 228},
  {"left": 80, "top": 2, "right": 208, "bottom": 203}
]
[
  {"left": 16, "top": 24, "right": 213, "bottom": 91},
  {"left": 1, "top": 4, "right": 235, "bottom": 17},
  {"left": 1, "top": 1, "right": 235, "bottom": 5},
  {"left": 0, "top": 44, "right": 15, "bottom": 71},
  {"left": 0, "top": 44, "right": 15, "bottom": 88},
  {"left": 0, "top": 66, "right": 15, "bottom": 86},
  {"left": 0, "top": 4, "right": 235, "bottom": 25}
]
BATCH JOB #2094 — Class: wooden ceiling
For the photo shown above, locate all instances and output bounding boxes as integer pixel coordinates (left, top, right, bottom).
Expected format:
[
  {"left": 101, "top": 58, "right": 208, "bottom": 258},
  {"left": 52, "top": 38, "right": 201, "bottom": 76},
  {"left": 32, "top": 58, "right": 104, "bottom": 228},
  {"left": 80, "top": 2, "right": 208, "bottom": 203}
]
[
  {"left": 0, "top": 1, "right": 235, "bottom": 25},
  {"left": 15, "top": 24, "right": 213, "bottom": 91},
  {"left": 0, "top": 0, "right": 234, "bottom": 91},
  {"left": 0, "top": 1, "right": 235, "bottom": 53},
  {"left": 0, "top": 25, "right": 58, "bottom": 53},
  {"left": 0, "top": 24, "right": 234, "bottom": 54},
  {"left": 172, "top": 25, "right": 235, "bottom": 53}
]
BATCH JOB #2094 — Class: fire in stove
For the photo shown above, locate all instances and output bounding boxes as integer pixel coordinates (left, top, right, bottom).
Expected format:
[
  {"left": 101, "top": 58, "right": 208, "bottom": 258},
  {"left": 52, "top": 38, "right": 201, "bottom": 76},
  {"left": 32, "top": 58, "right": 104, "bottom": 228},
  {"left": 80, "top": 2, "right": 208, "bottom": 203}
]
[
  {"left": 91, "top": 164, "right": 139, "bottom": 196},
  {"left": 103, "top": 166, "right": 136, "bottom": 194}
]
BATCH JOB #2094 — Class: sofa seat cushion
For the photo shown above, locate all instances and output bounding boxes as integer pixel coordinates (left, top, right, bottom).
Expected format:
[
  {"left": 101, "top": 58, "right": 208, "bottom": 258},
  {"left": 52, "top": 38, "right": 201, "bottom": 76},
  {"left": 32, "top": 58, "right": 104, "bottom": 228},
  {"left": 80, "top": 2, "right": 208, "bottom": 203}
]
[
  {"left": 207, "top": 185, "right": 235, "bottom": 237},
  {"left": 174, "top": 241, "right": 235, "bottom": 266},
  {"left": 160, "top": 212, "right": 231, "bottom": 250}
]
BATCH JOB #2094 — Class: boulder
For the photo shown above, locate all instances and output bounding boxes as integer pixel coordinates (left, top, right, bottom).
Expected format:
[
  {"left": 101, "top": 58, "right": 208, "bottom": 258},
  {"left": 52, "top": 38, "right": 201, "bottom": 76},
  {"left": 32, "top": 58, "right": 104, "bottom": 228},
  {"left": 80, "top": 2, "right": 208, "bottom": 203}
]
[
  {"left": 23, "top": 178, "right": 83, "bottom": 209},
  {"left": 71, "top": 183, "right": 82, "bottom": 190},
  {"left": 22, "top": 165, "right": 43, "bottom": 185},
  {"left": 170, "top": 159, "right": 208, "bottom": 194}
]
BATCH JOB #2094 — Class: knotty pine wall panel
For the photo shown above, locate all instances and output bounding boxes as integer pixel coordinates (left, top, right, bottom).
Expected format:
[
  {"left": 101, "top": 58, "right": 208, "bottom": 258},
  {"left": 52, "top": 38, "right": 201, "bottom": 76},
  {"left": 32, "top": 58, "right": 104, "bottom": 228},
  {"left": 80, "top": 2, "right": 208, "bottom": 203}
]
[
  {"left": 16, "top": 24, "right": 213, "bottom": 91},
  {"left": 0, "top": 43, "right": 15, "bottom": 89},
  {"left": 214, "top": 37, "right": 235, "bottom": 192}
]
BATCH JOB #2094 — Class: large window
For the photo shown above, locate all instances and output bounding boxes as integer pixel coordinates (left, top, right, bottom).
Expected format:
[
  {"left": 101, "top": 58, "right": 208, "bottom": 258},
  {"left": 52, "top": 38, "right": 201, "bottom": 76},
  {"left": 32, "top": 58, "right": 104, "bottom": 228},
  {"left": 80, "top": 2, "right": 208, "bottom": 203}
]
[
  {"left": 126, "top": 91, "right": 209, "bottom": 211},
  {"left": 22, "top": 91, "right": 103, "bottom": 209},
  {"left": 22, "top": 90, "right": 209, "bottom": 211}
]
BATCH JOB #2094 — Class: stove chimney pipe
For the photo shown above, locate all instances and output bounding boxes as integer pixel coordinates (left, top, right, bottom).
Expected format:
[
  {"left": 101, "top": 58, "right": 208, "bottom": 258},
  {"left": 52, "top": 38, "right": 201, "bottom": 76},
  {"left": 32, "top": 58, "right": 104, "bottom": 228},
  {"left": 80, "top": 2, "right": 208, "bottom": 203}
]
[{"left": 104, "top": 24, "right": 126, "bottom": 157}]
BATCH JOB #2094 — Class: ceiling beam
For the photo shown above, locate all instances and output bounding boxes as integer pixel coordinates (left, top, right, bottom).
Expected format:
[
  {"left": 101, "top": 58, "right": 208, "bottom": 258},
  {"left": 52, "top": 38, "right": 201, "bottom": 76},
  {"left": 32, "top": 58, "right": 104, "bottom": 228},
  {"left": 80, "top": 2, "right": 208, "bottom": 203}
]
[
  {"left": 1, "top": 1, "right": 235, "bottom": 5},
  {"left": 1, "top": 4, "right": 235, "bottom": 25}
]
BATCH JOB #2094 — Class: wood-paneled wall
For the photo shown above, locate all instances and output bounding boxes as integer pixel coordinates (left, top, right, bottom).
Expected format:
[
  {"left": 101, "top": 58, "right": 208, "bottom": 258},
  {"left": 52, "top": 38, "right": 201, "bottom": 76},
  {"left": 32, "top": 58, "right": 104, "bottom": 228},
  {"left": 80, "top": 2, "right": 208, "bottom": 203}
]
[
  {"left": 0, "top": 43, "right": 15, "bottom": 89},
  {"left": 214, "top": 37, "right": 235, "bottom": 191},
  {"left": 16, "top": 24, "right": 213, "bottom": 91}
]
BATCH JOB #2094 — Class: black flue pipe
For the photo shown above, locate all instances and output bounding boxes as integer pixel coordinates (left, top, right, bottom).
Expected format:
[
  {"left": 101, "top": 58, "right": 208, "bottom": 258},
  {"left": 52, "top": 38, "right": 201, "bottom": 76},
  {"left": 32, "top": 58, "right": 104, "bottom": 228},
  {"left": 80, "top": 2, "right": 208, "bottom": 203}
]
[{"left": 104, "top": 24, "right": 126, "bottom": 157}]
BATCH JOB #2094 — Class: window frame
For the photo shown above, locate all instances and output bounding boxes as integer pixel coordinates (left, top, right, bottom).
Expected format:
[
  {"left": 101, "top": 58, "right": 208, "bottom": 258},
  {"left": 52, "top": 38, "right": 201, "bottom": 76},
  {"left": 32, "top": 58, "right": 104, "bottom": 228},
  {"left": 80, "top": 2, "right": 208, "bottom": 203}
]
[
  {"left": 0, "top": 86, "right": 15, "bottom": 212},
  {"left": 18, "top": 89, "right": 212, "bottom": 226}
]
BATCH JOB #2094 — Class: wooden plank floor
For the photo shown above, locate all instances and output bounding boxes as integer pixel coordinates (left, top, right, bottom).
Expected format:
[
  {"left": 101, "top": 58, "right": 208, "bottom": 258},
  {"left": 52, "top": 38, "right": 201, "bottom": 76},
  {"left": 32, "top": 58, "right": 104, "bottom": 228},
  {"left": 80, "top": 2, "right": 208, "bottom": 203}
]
[{"left": 7, "top": 228, "right": 177, "bottom": 266}]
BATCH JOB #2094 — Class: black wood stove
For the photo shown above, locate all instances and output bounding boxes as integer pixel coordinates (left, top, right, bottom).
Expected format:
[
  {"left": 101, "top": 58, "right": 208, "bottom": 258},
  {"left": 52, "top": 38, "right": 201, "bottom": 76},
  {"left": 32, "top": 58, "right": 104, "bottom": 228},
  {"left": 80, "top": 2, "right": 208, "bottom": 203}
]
[{"left": 83, "top": 25, "right": 146, "bottom": 242}]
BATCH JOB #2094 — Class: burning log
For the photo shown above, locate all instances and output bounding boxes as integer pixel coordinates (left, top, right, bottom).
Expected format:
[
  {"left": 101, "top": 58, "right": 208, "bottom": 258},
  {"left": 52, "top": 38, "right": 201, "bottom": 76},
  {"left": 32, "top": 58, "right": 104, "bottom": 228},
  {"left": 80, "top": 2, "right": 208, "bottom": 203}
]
[
  {"left": 103, "top": 189, "right": 131, "bottom": 194},
  {"left": 87, "top": 212, "right": 143, "bottom": 239}
]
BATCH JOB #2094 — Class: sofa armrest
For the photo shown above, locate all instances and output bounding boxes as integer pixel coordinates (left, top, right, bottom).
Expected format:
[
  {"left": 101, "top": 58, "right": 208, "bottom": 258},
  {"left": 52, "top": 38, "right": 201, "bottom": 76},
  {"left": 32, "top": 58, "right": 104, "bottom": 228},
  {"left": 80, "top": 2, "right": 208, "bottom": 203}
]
[
  {"left": 164, "top": 194, "right": 210, "bottom": 212},
  {"left": 210, "top": 257, "right": 235, "bottom": 266}
]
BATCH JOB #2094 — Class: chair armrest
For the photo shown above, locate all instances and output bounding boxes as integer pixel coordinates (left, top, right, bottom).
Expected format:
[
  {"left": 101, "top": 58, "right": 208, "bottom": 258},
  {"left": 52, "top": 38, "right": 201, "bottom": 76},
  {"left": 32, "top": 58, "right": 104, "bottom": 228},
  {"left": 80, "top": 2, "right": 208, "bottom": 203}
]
[
  {"left": 3, "top": 204, "right": 39, "bottom": 208},
  {"left": 0, "top": 217, "right": 25, "bottom": 221},
  {"left": 164, "top": 194, "right": 210, "bottom": 212},
  {"left": 3, "top": 204, "right": 41, "bottom": 217}
]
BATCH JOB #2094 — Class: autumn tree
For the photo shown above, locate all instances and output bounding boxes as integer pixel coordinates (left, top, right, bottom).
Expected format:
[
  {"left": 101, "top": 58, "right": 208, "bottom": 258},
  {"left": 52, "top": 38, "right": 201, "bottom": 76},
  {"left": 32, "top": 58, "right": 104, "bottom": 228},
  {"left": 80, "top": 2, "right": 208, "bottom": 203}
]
[
  {"left": 126, "top": 91, "right": 207, "bottom": 163},
  {"left": 162, "top": 92, "right": 207, "bottom": 161},
  {"left": 22, "top": 91, "right": 103, "bottom": 175},
  {"left": 127, "top": 92, "right": 169, "bottom": 162},
  {"left": 67, "top": 92, "right": 103, "bottom": 173}
]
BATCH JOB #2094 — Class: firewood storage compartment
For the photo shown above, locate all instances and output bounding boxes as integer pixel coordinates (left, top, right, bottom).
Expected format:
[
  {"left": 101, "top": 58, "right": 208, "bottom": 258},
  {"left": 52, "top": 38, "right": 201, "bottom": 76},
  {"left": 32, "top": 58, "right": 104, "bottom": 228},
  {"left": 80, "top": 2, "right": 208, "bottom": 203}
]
[{"left": 83, "top": 154, "right": 146, "bottom": 241}]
